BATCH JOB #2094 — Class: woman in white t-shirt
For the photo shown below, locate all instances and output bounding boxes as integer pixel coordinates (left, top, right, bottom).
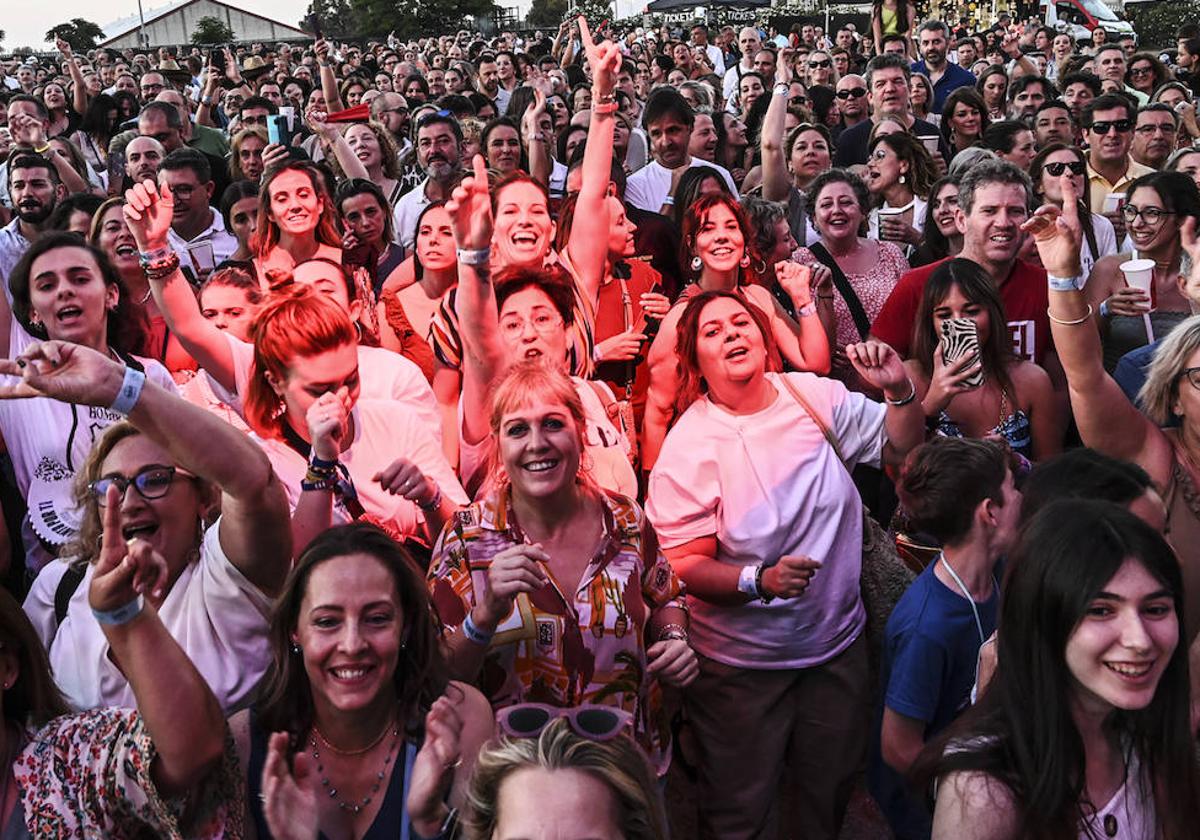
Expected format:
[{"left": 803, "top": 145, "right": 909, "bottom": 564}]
[
  {"left": 8, "top": 339, "right": 291, "bottom": 713},
  {"left": 645, "top": 289, "right": 924, "bottom": 839},
  {"left": 0, "top": 232, "right": 175, "bottom": 570}
]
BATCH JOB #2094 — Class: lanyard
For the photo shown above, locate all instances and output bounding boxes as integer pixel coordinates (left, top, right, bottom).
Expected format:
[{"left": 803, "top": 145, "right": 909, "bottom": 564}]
[{"left": 937, "top": 552, "right": 994, "bottom": 647}]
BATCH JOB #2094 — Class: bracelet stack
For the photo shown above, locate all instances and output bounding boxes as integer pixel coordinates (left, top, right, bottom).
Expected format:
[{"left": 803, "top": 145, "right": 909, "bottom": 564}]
[
  {"left": 657, "top": 623, "right": 689, "bottom": 643},
  {"left": 302, "top": 456, "right": 339, "bottom": 492},
  {"left": 592, "top": 90, "right": 618, "bottom": 114},
  {"left": 418, "top": 485, "right": 443, "bottom": 511},
  {"left": 140, "top": 246, "right": 180, "bottom": 281}
]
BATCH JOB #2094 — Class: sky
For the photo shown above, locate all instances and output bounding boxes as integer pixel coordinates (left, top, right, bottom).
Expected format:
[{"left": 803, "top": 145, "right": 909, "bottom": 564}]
[{"left": 3, "top": 0, "right": 311, "bottom": 50}]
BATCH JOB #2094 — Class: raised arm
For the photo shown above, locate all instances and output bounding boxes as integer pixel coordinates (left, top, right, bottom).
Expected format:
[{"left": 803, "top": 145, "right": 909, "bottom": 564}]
[
  {"left": 10, "top": 115, "right": 88, "bottom": 196},
  {"left": 57, "top": 39, "right": 89, "bottom": 116},
  {"left": 315, "top": 40, "right": 346, "bottom": 114},
  {"left": 124, "top": 180, "right": 237, "bottom": 391},
  {"left": 761, "top": 50, "right": 793, "bottom": 203},
  {"left": 1024, "top": 173, "right": 1171, "bottom": 481},
  {"left": 307, "top": 109, "right": 368, "bottom": 180},
  {"left": 89, "top": 486, "right": 225, "bottom": 798},
  {"left": 446, "top": 154, "right": 504, "bottom": 446},
  {"left": 519, "top": 88, "right": 552, "bottom": 187},
  {"left": 0, "top": 340, "right": 293, "bottom": 596},
  {"left": 747, "top": 269, "right": 831, "bottom": 374},
  {"left": 565, "top": 17, "right": 622, "bottom": 308}
]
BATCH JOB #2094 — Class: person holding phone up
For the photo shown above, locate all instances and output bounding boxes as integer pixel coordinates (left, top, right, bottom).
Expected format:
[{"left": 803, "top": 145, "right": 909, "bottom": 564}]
[{"left": 903, "top": 258, "right": 1061, "bottom": 462}]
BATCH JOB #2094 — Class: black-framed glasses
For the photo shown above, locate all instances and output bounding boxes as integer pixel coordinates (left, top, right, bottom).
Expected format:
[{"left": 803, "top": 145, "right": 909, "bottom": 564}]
[
  {"left": 1044, "top": 160, "right": 1086, "bottom": 176},
  {"left": 90, "top": 466, "right": 196, "bottom": 506},
  {"left": 1088, "top": 119, "right": 1133, "bottom": 134},
  {"left": 1178, "top": 367, "right": 1200, "bottom": 390},
  {"left": 1121, "top": 204, "right": 1175, "bottom": 225},
  {"left": 836, "top": 86, "right": 867, "bottom": 99}
]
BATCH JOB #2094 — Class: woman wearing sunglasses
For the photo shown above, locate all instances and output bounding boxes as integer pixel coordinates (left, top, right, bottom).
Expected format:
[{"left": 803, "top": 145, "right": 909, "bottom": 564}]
[
  {"left": 1079, "top": 171, "right": 1200, "bottom": 370},
  {"left": 248, "top": 525, "right": 493, "bottom": 840},
  {"left": 1030, "top": 144, "right": 1117, "bottom": 283},
  {"left": 646, "top": 289, "right": 923, "bottom": 839},
  {"left": 465, "top": 712, "right": 668, "bottom": 840},
  {"left": 0, "top": 232, "right": 175, "bottom": 571},
  {"left": 8, "top": 337, "right": 290, "bottom": 713},
  {"left": 1030, "top": 172, "right": 1200, "bottom": 651},
  {"left": 805, "top": 51, "right": 838, "bottom": 88}
]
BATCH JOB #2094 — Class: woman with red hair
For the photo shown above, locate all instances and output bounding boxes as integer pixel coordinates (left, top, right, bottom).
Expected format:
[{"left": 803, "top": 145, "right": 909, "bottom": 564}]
[
  {"left": 240, "top": 285, "right": 467, "bottom": 557},
  {"left": 641, "top": 193, "right": 833, "bottom": 471}
]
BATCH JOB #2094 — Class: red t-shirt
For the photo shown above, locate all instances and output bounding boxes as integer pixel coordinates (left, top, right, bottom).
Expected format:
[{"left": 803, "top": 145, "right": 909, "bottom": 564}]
[{"left": 870, "top": 257, "right": 1052, "bottom": 364}]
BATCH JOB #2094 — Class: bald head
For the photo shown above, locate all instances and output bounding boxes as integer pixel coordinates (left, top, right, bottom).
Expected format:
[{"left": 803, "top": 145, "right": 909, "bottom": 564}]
[
  {"left": 125, "top": 135, "right": 166, "bottom": 183},
  {"left": 738, "top": 27, "right": 762, "bottom": 60}
]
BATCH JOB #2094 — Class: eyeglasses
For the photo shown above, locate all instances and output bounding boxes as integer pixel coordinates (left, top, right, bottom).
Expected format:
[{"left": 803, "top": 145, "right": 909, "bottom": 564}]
[
  {"left": 1044, "top": 160, "right": 1086, "bottom": 176},
  {"left": 499, "top": 311, "right": 562, "bottom": 338},
  {"left": 90, "top": 466, "right": 195, "bottom": 506},
  {"left": 495, "top": 704, "right": 632, "bottom": 742},
  {"left": 836, "top": 87, "right": 867, "bottom": 99},
  {"left": 808, "top": 59, "right": 832, "bottom": 69},
  {"left": 1088, "top": 119, "right": 1133, "bottom": 134},
  {"left": 1178, "top": 366, "right": 1200, "bottom": 390},
  {"left": 1129, "top": 66, "right": 1153, "bottom": 77},
  {"left": 164, "top": 183, "right": 196, "bottom": 197},
  {"left": 1121, "top": 204, "right": 1175, "bottom": 224},
  {"left": 379, "top": 107, "right": 409, "bottom": 117},
  {"left": 1135, "top": 122, "right": 1177, "bottom": 135}
]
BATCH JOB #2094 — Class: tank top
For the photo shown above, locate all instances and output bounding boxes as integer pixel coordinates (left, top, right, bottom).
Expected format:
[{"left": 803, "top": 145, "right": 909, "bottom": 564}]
[
  {"left": 880, "top": 6, "right": 900, "bottom": 35},
  {"left": 246, "top": 711, "right": 421, "bottom": 840},
  {"left": 1077, "top": 753, "right": 1156, "bottom": 840},
  {"left": 934, "top": 390, "right": 1033, "bottom": 460}
]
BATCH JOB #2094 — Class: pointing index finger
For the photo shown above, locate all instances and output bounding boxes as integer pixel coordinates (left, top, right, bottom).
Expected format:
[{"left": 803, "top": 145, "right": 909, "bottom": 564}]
[{"left": 578, "top": 16, "right": 596, "bottom": 54}]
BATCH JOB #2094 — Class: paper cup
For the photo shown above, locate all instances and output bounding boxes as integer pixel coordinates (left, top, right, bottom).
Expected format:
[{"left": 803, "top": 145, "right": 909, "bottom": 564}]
[
  {"left": 877, "top": 206, "right": 906, "bottom": 241},
  {"left": 1119, "top": 258, "right": 1155, "bottom": 312},
  {"left": 917, "top": 134, "right": 941, "bottom": 156},
  {"left": 1103, "top": 192, "right": 1127, "bottom": 214}
]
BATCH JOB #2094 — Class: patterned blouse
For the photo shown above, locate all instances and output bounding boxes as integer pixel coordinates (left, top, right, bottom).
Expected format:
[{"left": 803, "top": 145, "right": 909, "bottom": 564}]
[
  {"left": 792, "top": 241, "right": 909, "bottom": 349},
  {"left": 12, "top": 707, "right": 241, "bottom": 838},
  {"left": 427, "top": 485, "right": 686, "bottom": 775}
]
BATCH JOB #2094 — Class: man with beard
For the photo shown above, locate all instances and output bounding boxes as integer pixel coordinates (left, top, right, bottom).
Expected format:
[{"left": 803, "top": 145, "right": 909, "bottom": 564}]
[
  {"left": 0, "top": 96, "right": 88, "bottom": 210},
  {"left": 392, "top": 112, "right": 463, "bottom": 249},
  {"left": 370, "top": 92, "right": 413, "bottom": 157},
  {"left": 477, "top": 56, "right": 508, "bottom": 117},
  {"left": 1130, "top": 104, "right": 1178, "bottom": 171},
  {"left": 1007, "top": 75, "right": 1053, "bottom": 124},
  {"left": 0, "top": 153, "right": 63, "bottom": 294},
  {"left": 910, "top": 20, "right": 974, "bottom": 113}
]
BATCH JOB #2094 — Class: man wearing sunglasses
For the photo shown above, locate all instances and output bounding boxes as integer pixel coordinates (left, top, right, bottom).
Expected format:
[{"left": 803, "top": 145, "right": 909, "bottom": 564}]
[
  {"left": 911, "top": 20, "right": 975, "bottom": 114},
  {"left": 834, "top": 74, "right": 869, "bottom": 129},
  {"left": 1083, "top": 94, "right": 1154, "bottom": 242}
]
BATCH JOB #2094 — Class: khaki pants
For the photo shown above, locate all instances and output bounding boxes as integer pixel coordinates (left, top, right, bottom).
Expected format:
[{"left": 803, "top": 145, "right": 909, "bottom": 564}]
[{"left": 683, "top": 634, "right": 870, "bottom": 840}]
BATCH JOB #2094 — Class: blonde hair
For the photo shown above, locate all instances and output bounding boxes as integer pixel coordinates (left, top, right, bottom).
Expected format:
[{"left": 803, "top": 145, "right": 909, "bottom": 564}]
[
  {"left": 1138, "top": 314, "right": 1200, "bottom": 425},
  {"left": 464, "top": 718, "right": 667, "bottom": 840}
]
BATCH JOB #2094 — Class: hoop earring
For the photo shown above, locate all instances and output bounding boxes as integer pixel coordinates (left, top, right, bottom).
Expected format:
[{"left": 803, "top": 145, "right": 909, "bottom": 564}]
[
  {"left": 754, "top": 259, "right": 768, "bottom": 276},
  {"left": 690, "top": 256, "right": 703, "bottom": 271}
]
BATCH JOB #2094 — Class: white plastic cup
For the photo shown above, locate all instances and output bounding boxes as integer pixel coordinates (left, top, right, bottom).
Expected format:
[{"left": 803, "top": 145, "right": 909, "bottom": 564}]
[
  {"left": 1103, "top": 192, "right": 1127, "bottom": 215},
  {"left": 1120, "top": 258, "right": 1156, "bottom": 312},
  {"left": 877, "top": 206, "right": 906, "bottom": 241},
  {"left": 918, "top": 135, "right": 940, "bottom": 156}
]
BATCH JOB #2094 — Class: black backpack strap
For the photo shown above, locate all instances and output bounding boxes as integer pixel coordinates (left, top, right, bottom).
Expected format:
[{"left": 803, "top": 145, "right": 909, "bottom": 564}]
[
  {"left": 54, "top": 563, "right": 86, "bottom": 627},
  {"left": 808, "top": 241, "right": 871, "bottom": 340}
]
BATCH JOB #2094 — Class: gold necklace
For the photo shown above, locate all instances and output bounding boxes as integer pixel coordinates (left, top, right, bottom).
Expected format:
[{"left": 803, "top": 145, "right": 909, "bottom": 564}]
[
  {"left": 310, "top": 722, "right": 400, "bottom": 815},
  {"left": 312, "top": 713, "right": 394, "bottom": 756}
]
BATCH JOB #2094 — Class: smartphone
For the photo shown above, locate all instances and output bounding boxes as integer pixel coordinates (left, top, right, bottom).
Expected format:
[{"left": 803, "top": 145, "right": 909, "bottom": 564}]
[
  {"left": 940, "top": 318, "right": 984, "bottom": 388},
  {"left": 267, "top": 114, "right": 295, "bottom": 147},
  {"left": 209, "top": 48, "right": 225, "bottom": 72},
  {"left": 305, "top": 13, "right": 323, "bottom": 39}
]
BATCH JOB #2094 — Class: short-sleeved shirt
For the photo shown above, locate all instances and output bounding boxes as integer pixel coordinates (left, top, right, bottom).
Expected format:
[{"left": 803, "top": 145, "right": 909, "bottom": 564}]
[
  {"left": 427, "top": 487, "right": 685, "bottom": 774},
  {"left": 25, "top": 517, "right": 273, "bottom": 713},
  {"left": 1087, "top": 158, "right": 1155, "bottom": 214},
  {"left": 625, "top": 158, "right": 740, "bottom": 213},
  {"left": 647, "top": 371, "right": 884, "bottom": 669},
  {"left": 871, "top": 257, "right": 1052, "bottom": 364}
]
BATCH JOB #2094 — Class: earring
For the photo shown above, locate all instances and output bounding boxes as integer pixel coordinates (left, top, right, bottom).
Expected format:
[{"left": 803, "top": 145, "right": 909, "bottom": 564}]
[
  {"left": 740, "top": 253, "right": 751, "bottom": 268},
  {"left": 690, "top": 256, "right": 702, "bottom": 271},
  {"left": 272, "top": 400, "right": 286, "bottom": 419},
  {"left": 291, "top": 643, "right": 302, "bottom": 655},
  {"left": 898, "top": 174, "right": 906, "bottom": 185}
]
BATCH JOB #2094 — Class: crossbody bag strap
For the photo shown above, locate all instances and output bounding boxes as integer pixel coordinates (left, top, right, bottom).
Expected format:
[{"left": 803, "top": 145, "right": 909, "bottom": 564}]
[
  {"left": 776, "top": 374, "right": 845, "bottom": 465},
  {"left": 808, "top": 241, "right": 871, "bottom": 340}
]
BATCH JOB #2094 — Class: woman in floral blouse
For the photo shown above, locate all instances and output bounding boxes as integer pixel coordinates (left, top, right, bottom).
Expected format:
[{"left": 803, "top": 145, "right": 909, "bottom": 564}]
[{"left": 427, "top": 363, "right": 698, "bottom": 775}]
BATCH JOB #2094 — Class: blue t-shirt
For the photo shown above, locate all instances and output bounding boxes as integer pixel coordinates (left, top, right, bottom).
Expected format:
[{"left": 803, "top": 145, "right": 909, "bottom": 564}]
[{"left": 869, "top": 560, "right": 999, "bottom": 840}]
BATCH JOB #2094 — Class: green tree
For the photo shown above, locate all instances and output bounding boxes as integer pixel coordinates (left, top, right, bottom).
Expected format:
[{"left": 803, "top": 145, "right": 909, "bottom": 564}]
[
  {"left": 301, "top": 0, "right": 357, "bottom": 40},
  {"left": 45, "top": 18, "right": 105, "bottom": 52},
  {"left": 1127, "top": 0, "right": 1200, "bottom": 50},
  {"left": 190, "top": 15, "right": 234, "bottom": 45},
  {"left": 527, "top": 0, "right": 569, "bottom": 28},
  {"left": 351, "top": 0, "right": 498, "bottom": 41}
]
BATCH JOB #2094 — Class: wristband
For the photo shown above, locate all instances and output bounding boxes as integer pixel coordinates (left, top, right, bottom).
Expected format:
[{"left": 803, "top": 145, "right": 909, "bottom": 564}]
[
  {"left": 773, "top": 83, "right": 789, "bottom": 96},
  {"left": 110, "top": 366, "right": 146, "bottom": 416},
  {"left": 884, "top": 379, "right": 918, "bottom": 407},
  {"left": 92, "top": 595, "right": 144, "bottom": 626},
  {"left": 33, "top": 143, "right": 51, "bottom": 154},
  {"left": 201, "top": 95, "right": 213, "bottom": 106},
  {"left": 462, "top": 613, "right": 494, "bottom": 646},
  {"left": 592, "top": 101, "right": 619, "bottom": 114},
  {"left": 754, "top": 563, "right": 775, "bottom": 604},
  {"left": 1099, "top": 298, "right": 1111, "bottom": 319},
  {"left": 456, "top": 246, "right": 490, "bottom": 266},
  {"left": 1047, "top": 274, "right": 1083, "bottom": 292},
  {"left": 309, "top": 454, "right": 338, "bottom": 470},
  {"left": 662, "top": 195, "right": 675, "bottom": 206},
  {"left": 657, "top": 622, "right": 689, "bottom": 643},
  {"left": 418, "top": 484, "right": 442, "bottom": 511},
  {"left": 798, "top": 301, "right": 817, "bottom": 317},
  {"left": 737, "top": 563, "right": 760, "bottom": 598}
]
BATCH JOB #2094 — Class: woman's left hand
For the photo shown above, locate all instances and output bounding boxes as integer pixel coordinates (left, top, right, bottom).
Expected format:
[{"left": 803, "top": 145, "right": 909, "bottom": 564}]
[
  {"left": 90, "top": 482, "right": 170, "bottom": 610},
  {"left": 408, "top": 692, "right": 466, "bottom": 837},
  {"left": 846, "top": 340, "right": 909, "bottom": 396},
  {"left": 880, "top": 217, "right": 921, "bottom": 246},
  {"left": 646, "top": 637, "right": 699, "bottom": 687},
  {"left": 261, "top": 143, "right": 291, "bottom": 171},
  {"left": 520, "top": 88, "right": 549, "bottom": 145},
  {"left": 261, "top": 732, "right": 319, "bottom": 840},
  {"left": 775, "top": 261, "right": 813, "bottom": 307},
  {"left": 374, "top": 458, "right": 437, "bottom": 507},
  {"left": 639, "top": 292, "right": 671, "bottom": 320}
]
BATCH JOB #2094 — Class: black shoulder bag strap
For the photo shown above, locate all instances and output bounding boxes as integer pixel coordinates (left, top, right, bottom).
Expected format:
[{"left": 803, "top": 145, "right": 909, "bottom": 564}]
[
  {"left": 54, "top": 563, "right": 87, "bottom": 626},
  {"left": 808, "top": 241, "right": 871, "bottom": 340}
]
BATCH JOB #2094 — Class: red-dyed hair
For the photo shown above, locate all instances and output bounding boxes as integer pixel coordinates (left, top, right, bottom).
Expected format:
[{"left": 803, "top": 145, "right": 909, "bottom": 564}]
[
  {"left": 244, "top": 285, "right": 357, "bottom": 439},
  {"left": 679, "top": 193, "right": 762, "bottom": 283}
]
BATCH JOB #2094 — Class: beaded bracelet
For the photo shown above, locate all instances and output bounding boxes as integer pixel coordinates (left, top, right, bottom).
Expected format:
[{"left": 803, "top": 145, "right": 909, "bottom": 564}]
[{"left": 657, "top": 623, "right": 689, "bottom": 643}]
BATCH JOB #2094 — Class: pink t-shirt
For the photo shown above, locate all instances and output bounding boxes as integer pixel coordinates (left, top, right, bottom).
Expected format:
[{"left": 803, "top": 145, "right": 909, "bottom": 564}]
[{"left": 646, "top": 372, "right": 883, "bottom": 669}]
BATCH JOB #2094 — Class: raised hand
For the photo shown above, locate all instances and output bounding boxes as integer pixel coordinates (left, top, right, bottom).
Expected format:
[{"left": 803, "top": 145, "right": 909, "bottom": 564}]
[
  {"left": 261, "top": 143, "right": 291, "bottom": 171},
  {"left": 580, "top": 16, "right": 621, "bottom": 98},
  {"left": 56, "top": 37, "right": 72, "bottom": 58},
  {"left": 445, "top": 154, "right": 492, "bottom": 252},
  {"left": 407, "top": 692, "right": 466, "bottom": 837},
  {"left": 305, "top": 392, "right": 347, "bottom": 462},
  {"left": 775, "top": 261, "right": 813, "bottom": 307},
  {"left": 846, "top": 340, "right": 910, "bottom": 396},
  {"left": 261, "top": 732, "right": 319, "bottom": 840},
  {"left": 90, "top": 482, "right": 170, "bottom": 610},
  {"left": 520, "top": 88, "right": 549, "bottom": 144},
  {"left": 1022, "top": 172, "right": 1083, "bottom": 277},
  {"left": 761, "top": 555, "right": 822, "bottom": 599},
  {"left": 478, "top": 543, "right": 550, "bottom": 628},
  {"left": 0, "top": 341, "right": 128, "bottom": 408},
  {"left": 9, "top": 113, "right": 46, "bottom": 149},
  {"left": 923, "top": 344, "right": 983, "bottom": 415},
  {"left": 123, "top": 179, "right": 175, "bottom": 251},
  {"left": 776, "top": 48, "right": 793, "bottom": 86}
]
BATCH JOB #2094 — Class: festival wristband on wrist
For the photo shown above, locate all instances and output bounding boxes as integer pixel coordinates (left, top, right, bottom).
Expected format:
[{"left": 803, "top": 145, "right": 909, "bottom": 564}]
[
  {"left": 657, "top": 622, "right": 689, "bottom": 643},
  {"left": 92, "top": 595, "right": 144, "bottom": 626},
  {"left": 737, "top": 563, "right": 760, "bottom": 599},
  {"left": 456, "top": 246, "right": 490, "bottom": 266},
  {"left": 1099, "top": 299, "right": 1111, "bottom": 319},
  {"left": 110, "top": 367, "right": 146, "bottom": 416},
  {"left": 1047, "top": 274, "right": 1082, "bottom": 292},
  {"left": 462, "top": 612, "right": 493, "bottom": 646}
]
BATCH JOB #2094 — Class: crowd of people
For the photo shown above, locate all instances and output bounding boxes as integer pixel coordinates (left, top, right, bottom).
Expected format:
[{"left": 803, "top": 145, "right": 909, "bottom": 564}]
[{"left": 0, "top": 7, "right": 1196, "bottom": 839}]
